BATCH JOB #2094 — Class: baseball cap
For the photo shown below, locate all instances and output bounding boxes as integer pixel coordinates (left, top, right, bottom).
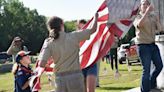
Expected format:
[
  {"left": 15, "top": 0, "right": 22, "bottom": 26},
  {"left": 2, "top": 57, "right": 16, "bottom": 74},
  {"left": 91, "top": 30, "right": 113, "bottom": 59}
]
[
  {"left": 14, "top": 36, "right": 22, "bottom": 41},
  {"left": 15, "top": 51, "right": 30, "bottom": 63}
]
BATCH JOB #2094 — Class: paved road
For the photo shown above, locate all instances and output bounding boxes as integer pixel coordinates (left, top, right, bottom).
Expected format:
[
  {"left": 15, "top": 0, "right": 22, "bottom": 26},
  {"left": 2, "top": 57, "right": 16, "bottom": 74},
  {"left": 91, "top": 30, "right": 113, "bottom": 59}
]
[{"left": 123, "top": 87, "right": 164, "bottom": 92}]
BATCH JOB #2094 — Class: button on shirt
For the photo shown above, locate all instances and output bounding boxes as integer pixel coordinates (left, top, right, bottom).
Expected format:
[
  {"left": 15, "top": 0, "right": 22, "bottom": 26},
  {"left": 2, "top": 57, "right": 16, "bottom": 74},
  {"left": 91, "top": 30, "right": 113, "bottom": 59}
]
[{"left": 38, "top": 29, "right": 92, "bottom": 73}]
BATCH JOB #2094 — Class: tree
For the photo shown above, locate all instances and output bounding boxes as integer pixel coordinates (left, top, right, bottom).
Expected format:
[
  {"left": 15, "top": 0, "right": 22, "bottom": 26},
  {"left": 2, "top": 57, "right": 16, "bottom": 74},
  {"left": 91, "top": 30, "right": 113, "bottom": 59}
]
[
  {"left": 0, "top": 0, "right": 48, "bottom": 54},
  {"left": 64, "top": 20, "right": 76, "bottom": 32}
]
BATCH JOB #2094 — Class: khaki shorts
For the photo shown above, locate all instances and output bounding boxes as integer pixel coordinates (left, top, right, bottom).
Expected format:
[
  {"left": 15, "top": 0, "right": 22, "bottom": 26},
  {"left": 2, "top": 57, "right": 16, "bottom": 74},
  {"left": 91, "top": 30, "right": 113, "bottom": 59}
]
[{"left": 55, "top": 71, "right": 85, "bottom": 92}]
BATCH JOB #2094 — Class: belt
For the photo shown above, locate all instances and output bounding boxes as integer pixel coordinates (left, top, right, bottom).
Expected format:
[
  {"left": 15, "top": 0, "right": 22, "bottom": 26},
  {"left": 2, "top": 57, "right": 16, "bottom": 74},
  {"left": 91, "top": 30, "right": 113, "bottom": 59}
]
[
  {"left": 137, "top": 42, "right": 155, "bottom": 46},
  {"left": 55, "top": 70, "right": 82, "bottom": 76}
]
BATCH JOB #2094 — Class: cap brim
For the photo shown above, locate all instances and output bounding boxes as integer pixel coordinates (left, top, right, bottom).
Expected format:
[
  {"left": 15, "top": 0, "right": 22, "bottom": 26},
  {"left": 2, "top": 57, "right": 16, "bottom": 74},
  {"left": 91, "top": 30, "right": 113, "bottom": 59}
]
[
  {"left": 141, "top": 0, "right": 150, "bottom": 4},
  {"left": 24, "top": 51, "right": 31, "bottom": 55},
  {"left": 15, "top": 37, "right": 21, "bottom": 41}
]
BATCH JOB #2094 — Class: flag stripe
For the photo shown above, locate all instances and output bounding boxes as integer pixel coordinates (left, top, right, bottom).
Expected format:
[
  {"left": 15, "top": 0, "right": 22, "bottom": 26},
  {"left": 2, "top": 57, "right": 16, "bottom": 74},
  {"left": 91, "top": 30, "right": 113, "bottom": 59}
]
[
  {"left": 109, "top": 23, "right": 123, "bottom": 37},
  {"left": 120, "top": 20, "right": 133, "bottom": 26},
  {"left": 31, "top": 0, "right": 140, "bottom": 91},
  {"left": 80, "top": 17, "right": 94, "bottom": 46},
  {"left": 94, "top": 31, "right": 114, "bottom": 64},
  {"left": 80, "top": 23, "right": 106, "bottom": 68},
  {"left": 97, "top": 1, "right": 107, "bottom": 12},
  {"left": 98, "top": 14, "right": 109, "bottom": 22},
  {"left": 80, "top": 0, "right": 140, "bottom": 69}
]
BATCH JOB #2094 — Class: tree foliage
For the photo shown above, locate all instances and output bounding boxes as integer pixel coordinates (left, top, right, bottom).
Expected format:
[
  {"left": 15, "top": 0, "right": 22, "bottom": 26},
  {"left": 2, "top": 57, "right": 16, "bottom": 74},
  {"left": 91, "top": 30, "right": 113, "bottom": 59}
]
[
  {"left": 64, "top": 20, "right": 76, "bottom": 32},
  {"left": 0, "top": 0, "right": 48, "bottom": 54},
  {"left": 0, "top": 0, "right": 136, "bottom": 54}
]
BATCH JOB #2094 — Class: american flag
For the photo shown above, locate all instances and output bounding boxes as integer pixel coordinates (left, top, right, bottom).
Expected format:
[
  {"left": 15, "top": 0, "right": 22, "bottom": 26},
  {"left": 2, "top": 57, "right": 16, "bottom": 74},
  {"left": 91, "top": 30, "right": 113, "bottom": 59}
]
[
  {"left": 80, "top": 0, "right": 140, "bottom": 69},
  {"left": 30, "top": 0, "right": 140, "bottom": 91},
  {"left": 29, "top": 58, "right": 54, "bottom": 92}
]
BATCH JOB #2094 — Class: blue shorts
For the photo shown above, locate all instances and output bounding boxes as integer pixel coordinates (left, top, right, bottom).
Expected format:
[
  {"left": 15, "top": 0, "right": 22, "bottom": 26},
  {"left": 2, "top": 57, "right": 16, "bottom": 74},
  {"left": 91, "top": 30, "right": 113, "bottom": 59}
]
[{"left": 82, "top": 63, "right": 97, "bottom": 78}]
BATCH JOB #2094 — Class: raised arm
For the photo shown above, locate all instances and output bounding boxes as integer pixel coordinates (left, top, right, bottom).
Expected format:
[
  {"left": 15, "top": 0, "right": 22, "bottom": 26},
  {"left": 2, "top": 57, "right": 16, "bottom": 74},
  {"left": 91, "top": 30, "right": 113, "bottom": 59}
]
[
  {"left": 7, "top": 39, "right": 16, "bottom": 55},
  {"left": 73, "top": 12, "right": 99, "bottom": 42},
  {"left": 137, "top": 5, "right": 154, "bottom": 27},
  {"left": 38, "top": 39, "right": 51, "bottom": 68},
  {"left": 90, "top": 12, "right": 99, "bottom": 34}
]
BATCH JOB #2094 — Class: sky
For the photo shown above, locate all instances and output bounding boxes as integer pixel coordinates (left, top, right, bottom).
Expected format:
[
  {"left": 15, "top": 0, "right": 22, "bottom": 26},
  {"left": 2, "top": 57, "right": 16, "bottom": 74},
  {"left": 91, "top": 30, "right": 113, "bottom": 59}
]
[{"left": 19, "top": 0, "right": 104, "bottom": 21}]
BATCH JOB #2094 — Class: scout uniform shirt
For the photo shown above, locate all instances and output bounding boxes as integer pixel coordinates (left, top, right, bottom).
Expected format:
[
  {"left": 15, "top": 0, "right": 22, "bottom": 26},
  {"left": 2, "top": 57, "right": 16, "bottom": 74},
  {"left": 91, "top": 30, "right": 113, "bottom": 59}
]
[
  {"left": 14, "top": 65, "right": 32, "bottom": 92},
  {"left": 38, "top": 29, "right": 92, "bottom": 74},
  {"left": 133, "top": 12, "right": 161, "bottom": 44}
]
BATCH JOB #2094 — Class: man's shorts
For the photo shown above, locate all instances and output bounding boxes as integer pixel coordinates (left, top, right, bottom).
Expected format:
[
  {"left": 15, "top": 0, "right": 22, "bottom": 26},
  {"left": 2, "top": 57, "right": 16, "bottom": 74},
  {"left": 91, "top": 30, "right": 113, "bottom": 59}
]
[{"left": 82, "top": 63, "right": 97, "bottom": 78}]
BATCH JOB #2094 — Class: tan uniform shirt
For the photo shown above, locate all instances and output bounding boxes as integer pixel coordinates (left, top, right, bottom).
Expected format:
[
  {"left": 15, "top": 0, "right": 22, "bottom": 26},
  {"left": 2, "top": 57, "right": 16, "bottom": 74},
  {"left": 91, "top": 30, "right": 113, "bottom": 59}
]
[
  {"left": 38, "top": 29, "right": 92, "bottom": 73},
  {"left": 133, "top": 13, "right": 160, "bottom": 44}
]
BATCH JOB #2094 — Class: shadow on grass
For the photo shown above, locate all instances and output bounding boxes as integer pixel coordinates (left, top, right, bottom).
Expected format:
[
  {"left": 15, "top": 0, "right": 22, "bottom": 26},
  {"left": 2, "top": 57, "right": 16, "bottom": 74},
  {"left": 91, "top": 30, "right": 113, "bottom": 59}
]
[
  {"left": 97, "top": 86, "right": 134, "bottom": 91},
  {"left": 119, "top": 68, "right": 141, "bottom": 72},
  {"left": 0, "top": 90, "right": 8, "bottom": 92},
  {"left": 131, "top": 63, "right": 141, "bottom": 66},
  {"left": 99, "top": 75, "right": 112, "bottom": 77},
  {"left": 0, "top": 72, "right": 10, "bottom": 75}
]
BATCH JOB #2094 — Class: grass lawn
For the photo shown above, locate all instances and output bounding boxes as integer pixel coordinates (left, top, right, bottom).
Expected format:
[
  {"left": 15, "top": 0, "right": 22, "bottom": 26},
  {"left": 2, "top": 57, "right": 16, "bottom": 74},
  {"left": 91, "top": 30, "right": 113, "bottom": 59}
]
[
  {"left": 0, "top": 61, "right": 142, "bottom": 92},
  {"left": 96, "top": 61, "right": 142, "bottom": 92}
]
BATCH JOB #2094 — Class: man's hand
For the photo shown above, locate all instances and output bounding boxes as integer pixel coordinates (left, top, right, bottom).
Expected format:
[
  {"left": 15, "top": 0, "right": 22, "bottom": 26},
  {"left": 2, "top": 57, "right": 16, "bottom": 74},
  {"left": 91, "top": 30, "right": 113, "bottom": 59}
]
[
  {"left": 145, "top": 5, "right": 154, "bottom": 14},
  {"left": 90, "top": 12, "right": 99, "bottom": 34}
]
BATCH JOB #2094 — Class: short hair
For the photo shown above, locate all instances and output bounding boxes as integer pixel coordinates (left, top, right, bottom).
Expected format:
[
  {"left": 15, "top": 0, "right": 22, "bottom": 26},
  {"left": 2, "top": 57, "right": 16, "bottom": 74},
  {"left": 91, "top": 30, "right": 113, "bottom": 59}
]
[{"left": 79, "top": 19, "right": 87, "bottom": 24}]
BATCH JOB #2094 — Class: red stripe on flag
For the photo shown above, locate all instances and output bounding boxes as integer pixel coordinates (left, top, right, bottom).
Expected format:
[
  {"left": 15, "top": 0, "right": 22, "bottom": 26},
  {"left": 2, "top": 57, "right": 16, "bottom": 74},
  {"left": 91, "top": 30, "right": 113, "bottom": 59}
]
[
  {"left": 44, "top": 67, "right": 53, "bottom": 72},
  {"left": 120, "top": 20, "right": 132, "bottom": 26},
  {"left": 98, "top": 14, "right": 109, "bottom": 22},
  {"left": 80, "top": 17, "right": 94, "bottom": 47},
  {"left": 109, "top": 24, "right": 123, "bottom": 37},
  {"left": 33, "top": 77, "right": 41, "bottom": 91},
  {"left": 97, "top": 1, "right": 107, "bottom": 12},
  {"left": 81, "top": 23, "right": 106, "bottom": 68},
  {"left": 80, "top": 46, "right": 93, "bottom": 68},
  {"left": 131, "top": 8, "right": 139, "bottom": 17},
  {"left": 82, "top": 17, "right": 94, "bottom": 30},
  {"left": 80, "top": 2, "right": 107, "bottom": 47},
  {"left": 80, "top": 0, "right": 139, "bottom": 69},
  {"left": 93, "top": 30, "right": 114, "bottom": 65}
]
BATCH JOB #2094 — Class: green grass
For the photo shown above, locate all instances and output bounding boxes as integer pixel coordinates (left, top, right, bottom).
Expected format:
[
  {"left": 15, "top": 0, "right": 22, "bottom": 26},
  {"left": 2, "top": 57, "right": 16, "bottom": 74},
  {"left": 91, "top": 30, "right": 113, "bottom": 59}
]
[
  {"left": 95, "top": 61, "right": 142, "bottom": 92},
  {"left": 0, "top": 61, "right": 142, "bottom": 92}
]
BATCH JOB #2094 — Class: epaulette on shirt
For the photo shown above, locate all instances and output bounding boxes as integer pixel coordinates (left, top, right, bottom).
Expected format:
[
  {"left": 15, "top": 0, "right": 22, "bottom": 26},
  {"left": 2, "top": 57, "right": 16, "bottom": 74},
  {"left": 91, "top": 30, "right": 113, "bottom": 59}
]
[
  {"left": 42, "top": 38, "right": 50, "bottom": 49},
  {"left": 39, "top": 38, "right": 54, "bottom": 57},
  {"left": 42, "top": 38, "right": 53, "bottom": 49}
]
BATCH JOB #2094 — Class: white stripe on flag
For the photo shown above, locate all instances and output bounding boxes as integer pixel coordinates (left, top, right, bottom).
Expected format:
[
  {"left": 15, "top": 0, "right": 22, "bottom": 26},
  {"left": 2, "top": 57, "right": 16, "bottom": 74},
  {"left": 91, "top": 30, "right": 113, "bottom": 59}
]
[{"left": 80, "top": 0, "right": 140, "bottom": 69}]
